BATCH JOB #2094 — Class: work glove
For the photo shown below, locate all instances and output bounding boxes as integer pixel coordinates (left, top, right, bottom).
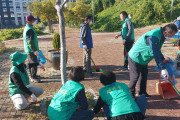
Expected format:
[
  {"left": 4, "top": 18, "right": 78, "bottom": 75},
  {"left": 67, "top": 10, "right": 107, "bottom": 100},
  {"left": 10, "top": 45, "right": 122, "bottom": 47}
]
[
  {"left": 39, "top": 62, "right": 45, "bottom": 71},
  {"left": 122, "top": 39, "right": 126, "bottom": 45},
  {"left": 115, "top": 35, "right": 119, "bottom": 39},
  {"left": 31, "top": 94, "right": 37, "bottom": 103},
  {"left": 161, "top": 69, "right": 168, "bottom": 77},
  {"left": 34, "top": 51, "right": 39, "bottom": 56},
  {"left": 163, "top": 60, "right": 170, "bottom": 63},
  {"left": 83, "top": 45, "right": 87, "bottom": 49}
]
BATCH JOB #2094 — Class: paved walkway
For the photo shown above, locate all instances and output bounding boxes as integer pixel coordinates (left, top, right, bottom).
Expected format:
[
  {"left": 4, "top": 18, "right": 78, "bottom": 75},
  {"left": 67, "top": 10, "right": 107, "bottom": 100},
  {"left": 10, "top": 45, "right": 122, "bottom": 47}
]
[{"left": 1, "top": 24, "right": 180, "bottom": 120}]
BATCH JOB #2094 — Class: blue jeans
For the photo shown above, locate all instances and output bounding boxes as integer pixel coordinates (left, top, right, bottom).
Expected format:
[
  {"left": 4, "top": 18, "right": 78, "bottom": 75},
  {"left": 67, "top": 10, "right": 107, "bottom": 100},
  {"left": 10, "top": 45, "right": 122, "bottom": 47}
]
[
  {"left": 69, "top": 110, "right": 94, "bottom": 120},
  {"left": 103, "top": 95, "right": 147, "bottom": 119}
]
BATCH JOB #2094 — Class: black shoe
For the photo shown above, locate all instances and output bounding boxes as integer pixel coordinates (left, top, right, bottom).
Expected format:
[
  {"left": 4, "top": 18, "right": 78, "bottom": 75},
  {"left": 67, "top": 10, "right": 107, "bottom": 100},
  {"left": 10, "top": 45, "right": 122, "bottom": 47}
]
[
  {"left": 120, "top": 66, "right": 128, "bottom": 71},
  {"left": 136, "top": 93, "right": 151, "bottom": 98}
]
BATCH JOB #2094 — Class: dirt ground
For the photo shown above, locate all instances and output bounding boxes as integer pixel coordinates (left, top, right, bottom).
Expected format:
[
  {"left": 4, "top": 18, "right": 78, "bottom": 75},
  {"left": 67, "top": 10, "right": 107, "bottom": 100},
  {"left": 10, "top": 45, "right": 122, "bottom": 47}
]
[{"left": 2, "top": 23, "right": 180, "bottom": 120}]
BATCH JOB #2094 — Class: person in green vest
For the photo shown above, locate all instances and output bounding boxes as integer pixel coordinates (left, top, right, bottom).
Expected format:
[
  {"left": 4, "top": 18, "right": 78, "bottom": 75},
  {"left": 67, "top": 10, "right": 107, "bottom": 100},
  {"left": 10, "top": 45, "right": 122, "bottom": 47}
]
[
  {"left": 48, "top": 66, "right": 94, "bottom": 120},
  {"left": 23, "top": 15, "right": 40, "bottom": 83},
  {"left": 93, "top": 71, "right": 145, "bottom": 120},
  {"left": 9, "top": 52, "right": 44, "bottom": 110},
  {"left": 115, "top": 11, "right": 135, "bottom": 71},
  {"left": 174, "top": 39, "right": 180, "bottom": 66},
  {"left": 128, "top": 24, "right": 178, "bottom": 99}
]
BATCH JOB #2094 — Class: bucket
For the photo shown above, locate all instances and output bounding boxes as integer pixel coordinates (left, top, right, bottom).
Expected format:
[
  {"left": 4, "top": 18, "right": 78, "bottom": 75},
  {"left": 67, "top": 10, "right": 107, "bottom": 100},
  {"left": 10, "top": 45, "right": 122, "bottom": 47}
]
[{"left": 156, "top": 71, "right": 179, "bottom": 99}]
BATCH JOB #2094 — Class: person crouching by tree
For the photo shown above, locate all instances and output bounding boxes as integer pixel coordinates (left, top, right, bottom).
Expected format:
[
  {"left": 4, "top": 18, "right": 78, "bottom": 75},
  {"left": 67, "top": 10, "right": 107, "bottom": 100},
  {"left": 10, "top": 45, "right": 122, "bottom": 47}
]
[
  {"left": 9, "top": 52, "right": 44, "bottom": 110},
  {"left": 93, "top": 71, "right": 146, "bottom": 120},
  {"left": 48, "top": 66, "right": 94, "bottom": 120},
  {"left": 80, "top": 15, "right": 94, "bottom": 76}
]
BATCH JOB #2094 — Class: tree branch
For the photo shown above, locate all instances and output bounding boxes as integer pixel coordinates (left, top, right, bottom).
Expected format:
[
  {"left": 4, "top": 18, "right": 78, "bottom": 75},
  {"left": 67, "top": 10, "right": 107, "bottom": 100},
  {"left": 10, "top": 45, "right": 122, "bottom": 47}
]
[{"left": 55, "top": 0, "right": 69, "bottom": 9}]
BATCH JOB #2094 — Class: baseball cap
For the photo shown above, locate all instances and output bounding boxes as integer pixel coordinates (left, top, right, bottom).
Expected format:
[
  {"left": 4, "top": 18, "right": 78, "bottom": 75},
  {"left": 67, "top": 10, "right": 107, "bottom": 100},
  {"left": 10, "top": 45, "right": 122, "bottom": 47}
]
[{"left": 26, "top": 15, "right": 37, "bottom": 22}]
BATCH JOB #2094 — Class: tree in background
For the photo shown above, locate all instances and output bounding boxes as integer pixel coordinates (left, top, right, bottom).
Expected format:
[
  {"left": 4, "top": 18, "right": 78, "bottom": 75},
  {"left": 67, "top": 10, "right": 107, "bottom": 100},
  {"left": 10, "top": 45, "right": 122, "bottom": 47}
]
[
  {"left": 26, "top": 0, "right": 57, "bottom": 32},
  {"left": 64, "top": 1, "right": 90, "bottom": 27}
]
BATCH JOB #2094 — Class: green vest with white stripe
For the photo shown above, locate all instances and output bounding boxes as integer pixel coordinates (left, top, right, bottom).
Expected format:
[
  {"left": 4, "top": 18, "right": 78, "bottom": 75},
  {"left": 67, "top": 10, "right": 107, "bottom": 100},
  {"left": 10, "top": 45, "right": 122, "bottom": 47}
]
[
  {"left": 129, "top": 27, "right": 163, "bottom": 65},
  {"left": 9, "top": 66, "right": 30, "bottom": 97},
  {"left": 122, "top": 17, "right": 135, "bottom": 41},
  {"left": 48, "top": 80, "right": 84, "bottom": 120},
  {"left": 23, "top": 24, "right": 39, "bottom": 53},
  {"left": 99, "top": 82, "right": 140, "bottom": 117}
]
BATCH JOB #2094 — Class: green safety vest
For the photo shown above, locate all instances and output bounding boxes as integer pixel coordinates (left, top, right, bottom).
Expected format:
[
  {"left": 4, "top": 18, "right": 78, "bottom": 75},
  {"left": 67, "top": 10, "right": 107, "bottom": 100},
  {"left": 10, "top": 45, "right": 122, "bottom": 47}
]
[
  {"left": 99, "top": 82, "right": 140, "bottom": 117},
  {"left": 48, "top": 80, "right": 84, "bottom": 120},
  {"left": 9, "top": 66, "right": 30, "bottom": 97},
  {"left": 122, "top": 18, "right": 135, "bottom": 41},
  {"left": 129, "top": 27, "right": 163, "bottom": 65},
  {"left": 23, "top": 24, "right": 39, "bottom": 53}
]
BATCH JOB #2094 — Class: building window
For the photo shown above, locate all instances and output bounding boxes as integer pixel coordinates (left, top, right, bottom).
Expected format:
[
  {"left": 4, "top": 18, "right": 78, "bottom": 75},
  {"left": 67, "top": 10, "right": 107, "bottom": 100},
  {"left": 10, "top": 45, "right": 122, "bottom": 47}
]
[
  {"left": 16, "top": 8, "right": 21, "bottom": 12},
  {"left": 12, "top": 20, "right": 15, "bottom": 24},
  {"left": 10, "top": 8, "right": 14, "bottom": 12},
  {"left": 2, "top": 2, "right": 6, "bottom": 7},
  {"left": 11, "top": 13, "right": 14, "bottom": 17},
  {"left": 23, "top": 8, "right": 27, "bottom": 12},
  {"left": 9, "top": 2, "right": 13, "bottom": 7},
  {"left": 15, "top": 2, "right": 20, "bottom": 7},
  {"left": 4, "top": 14, "right": 8, "bottom": 18},
  {"left": 2, "top": 0, "right": 6, "bottom": 1},
  {"left": 22, "top": 2, "right": 27, "bottom": 7},
  {"left": 3, "top": 8, "right": 7, "bottom": 12},
  {"left": 18, "top": 20, "right": 22, "bottom": 25},
  {"left": 17, "top": 13, "right": 21, "bottom": 17}
]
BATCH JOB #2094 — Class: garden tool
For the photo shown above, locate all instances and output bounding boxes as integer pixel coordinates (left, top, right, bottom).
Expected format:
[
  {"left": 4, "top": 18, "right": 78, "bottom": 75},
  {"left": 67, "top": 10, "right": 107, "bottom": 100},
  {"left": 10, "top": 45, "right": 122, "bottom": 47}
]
[{"left": 85, "top": 50, "right": 102, "bottom": 72}]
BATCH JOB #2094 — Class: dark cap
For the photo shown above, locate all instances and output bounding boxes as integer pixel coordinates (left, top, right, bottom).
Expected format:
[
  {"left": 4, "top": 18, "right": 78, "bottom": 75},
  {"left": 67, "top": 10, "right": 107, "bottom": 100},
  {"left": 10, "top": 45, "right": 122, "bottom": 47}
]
[{"left": 26, "top": 15, "right": 36, "bottom": 21}]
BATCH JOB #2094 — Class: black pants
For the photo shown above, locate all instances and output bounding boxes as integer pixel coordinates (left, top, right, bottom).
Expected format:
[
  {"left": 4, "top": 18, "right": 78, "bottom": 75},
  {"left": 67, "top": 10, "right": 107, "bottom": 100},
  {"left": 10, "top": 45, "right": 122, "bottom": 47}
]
[
  {"left": 111, "top": 112, "right": 144, "bottom": 120},
  {"left": 28, "top": 53, "right": 37, "bottom": 78},
  {"left": 128, "top": 57, "right": 148, "bottom": 97},
  {"left": 124, "top": 42, "right": 134, "bottom": 68}
]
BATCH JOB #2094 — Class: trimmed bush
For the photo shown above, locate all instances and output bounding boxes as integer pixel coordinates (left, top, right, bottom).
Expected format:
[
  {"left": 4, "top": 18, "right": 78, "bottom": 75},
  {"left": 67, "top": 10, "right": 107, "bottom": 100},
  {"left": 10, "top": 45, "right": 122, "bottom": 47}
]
[{"left": 52, "top": 33, "right": 60, "bottom": 50}]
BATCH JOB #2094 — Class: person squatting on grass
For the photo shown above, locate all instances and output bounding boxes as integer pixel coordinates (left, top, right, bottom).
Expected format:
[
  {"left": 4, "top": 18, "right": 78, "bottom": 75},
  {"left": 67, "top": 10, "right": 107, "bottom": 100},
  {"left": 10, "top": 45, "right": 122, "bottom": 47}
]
[
  {"left": 48, "top": 66, "right": 94, "bottom": 120},
  {"left": 128, "top": 24, "right": 178, "bottom": 99},
  {"left": 9, "top": 52, "right": 44, "bottom": 110},
  {"left": 93, "top": 71, "right": 146, "bottom": 120}
]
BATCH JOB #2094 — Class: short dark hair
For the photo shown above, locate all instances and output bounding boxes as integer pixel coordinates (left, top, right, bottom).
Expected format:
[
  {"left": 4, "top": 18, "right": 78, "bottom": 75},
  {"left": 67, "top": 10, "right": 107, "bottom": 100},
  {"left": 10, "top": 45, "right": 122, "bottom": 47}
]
[
  {"left": 162, "top": 24, "right": 178, "bottom": 34},
  {"left": 85, "top": 15, "right": 92, "bottom": 21},
  {"left": 100, "top": 71, "right": 116, "bottom": 86},
  {"left": 68, "top": 66, "right": 84, "bottom": 82},
  {"left": 177, "top": 39, "right": 180, "bottom": 46},
  {"left": 120, "top": 11, "right": 128, "bottom": 18}
]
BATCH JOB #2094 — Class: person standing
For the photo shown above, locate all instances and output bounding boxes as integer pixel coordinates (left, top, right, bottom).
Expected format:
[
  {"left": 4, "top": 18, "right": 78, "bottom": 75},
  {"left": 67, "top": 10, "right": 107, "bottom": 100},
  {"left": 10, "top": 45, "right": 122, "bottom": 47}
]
[
  {"left": 80, "top": 15, "right": 93, "bottom": 76},
  {"left": 173, "top": 16, "right": 180, "bottom": 30},
  {"left": 128, "top": 24, "right": 177, "bottom": 98},
  {"left": 115, "top": 11, "right": 135, "bottom": 71},
  {"left": 23, "top": 15, "right": 40, "bottom": 83}
]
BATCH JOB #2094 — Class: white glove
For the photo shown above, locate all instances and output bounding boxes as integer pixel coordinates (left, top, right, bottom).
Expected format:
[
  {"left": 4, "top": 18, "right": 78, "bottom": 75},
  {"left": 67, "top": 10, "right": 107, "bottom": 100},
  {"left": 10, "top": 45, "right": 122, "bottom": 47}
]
[
  {"left": 31, "top": 94, "right": 37, "bottom": 102},
  {"left": 34, "top": 51, "right": 39, "bottom": 56},
  {"left": 83, "top": 45, "right": 87, "bottom": 49},
  {"left": 26, "top": 84, "right": 32, "bottom": 88},
  {"left": 39, "top": 62, "right": 44, "bottom": 67},
  {"left": 161, "top": 69, "right": 168, "bottom": 77},
  {"left": 122, "top": 39, "right": 126, "bottom": 45}
]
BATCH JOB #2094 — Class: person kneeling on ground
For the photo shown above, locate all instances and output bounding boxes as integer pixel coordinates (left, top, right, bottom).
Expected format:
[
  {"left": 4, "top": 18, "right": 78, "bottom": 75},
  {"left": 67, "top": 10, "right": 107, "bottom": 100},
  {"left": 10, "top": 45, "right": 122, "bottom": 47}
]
[
  {"left": 93, "top": 71, "right": 146, "bottom": 120},
  {"left": 48, "top": 66, "right": 94, "bottom": 120},
  {"left": 9, "top": 52, "right": 44, "bottom": 110}
]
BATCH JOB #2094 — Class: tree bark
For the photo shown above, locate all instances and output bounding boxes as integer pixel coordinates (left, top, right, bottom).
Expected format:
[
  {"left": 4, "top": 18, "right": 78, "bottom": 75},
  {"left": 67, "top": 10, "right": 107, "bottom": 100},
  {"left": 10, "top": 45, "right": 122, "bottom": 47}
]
[
  {"left": 48, "top": 19, "right": 52, "bottom": 32},
  {"left": 55, "top": 0, "right": 69, "bottom": 84}
]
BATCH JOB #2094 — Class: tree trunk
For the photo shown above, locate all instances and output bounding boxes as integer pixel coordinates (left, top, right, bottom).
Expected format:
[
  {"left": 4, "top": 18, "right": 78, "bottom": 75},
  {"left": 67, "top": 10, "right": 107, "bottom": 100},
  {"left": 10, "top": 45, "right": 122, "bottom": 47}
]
[
  {"left": 48, "top": 19, "right": 52, "bottom": 32},
  {"left": 55, "top": 0, "right": 69, "bottom": 84}
]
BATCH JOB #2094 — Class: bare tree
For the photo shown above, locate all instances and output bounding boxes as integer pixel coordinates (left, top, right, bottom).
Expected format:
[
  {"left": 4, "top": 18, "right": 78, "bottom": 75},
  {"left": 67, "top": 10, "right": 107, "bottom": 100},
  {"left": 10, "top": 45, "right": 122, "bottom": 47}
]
[{"left": 55, "top": 0, "right": 69, "bottom": 84}]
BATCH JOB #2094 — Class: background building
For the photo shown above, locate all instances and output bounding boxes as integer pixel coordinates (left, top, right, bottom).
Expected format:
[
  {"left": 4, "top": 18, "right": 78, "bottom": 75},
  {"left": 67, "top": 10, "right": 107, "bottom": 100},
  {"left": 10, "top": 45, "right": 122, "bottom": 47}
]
[{"left": 0, "top": 0, "right": 75, "bottom": 28}]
